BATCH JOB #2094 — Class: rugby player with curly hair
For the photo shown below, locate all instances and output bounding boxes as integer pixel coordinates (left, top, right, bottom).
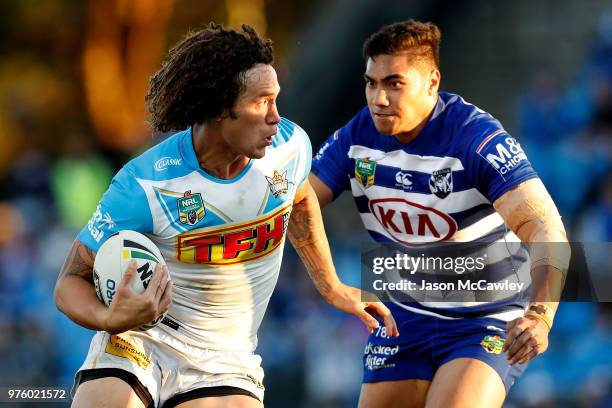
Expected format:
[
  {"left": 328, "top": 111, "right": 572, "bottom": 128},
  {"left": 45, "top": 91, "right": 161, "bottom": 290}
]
[{"left": 55, "top": 23, "right": 397, "bottom": 408}]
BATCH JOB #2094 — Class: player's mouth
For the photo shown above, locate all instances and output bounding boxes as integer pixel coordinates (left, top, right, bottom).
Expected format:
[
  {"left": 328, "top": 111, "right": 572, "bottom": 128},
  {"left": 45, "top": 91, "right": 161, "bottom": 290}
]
[
  {"left": 263, "top": 128, "right": 278, "bottom": 146},
  {"left": 373, "top": 112, "right": 395, "bottom": 118}
]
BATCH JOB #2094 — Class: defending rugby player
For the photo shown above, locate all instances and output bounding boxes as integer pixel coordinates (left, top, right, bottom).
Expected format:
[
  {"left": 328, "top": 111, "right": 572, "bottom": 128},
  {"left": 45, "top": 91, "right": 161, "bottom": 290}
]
[
  {"left": 310, "top": 20, "right": 569, "bottom": 407},
  {"left": 55, "top": 23, "right": 397, "bottom": 408}
]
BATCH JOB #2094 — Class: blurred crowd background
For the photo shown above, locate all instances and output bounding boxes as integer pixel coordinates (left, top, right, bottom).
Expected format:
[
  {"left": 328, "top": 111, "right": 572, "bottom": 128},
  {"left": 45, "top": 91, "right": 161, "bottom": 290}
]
[{"left": 0, "top": 0, "right": 611, "bottom": 407}]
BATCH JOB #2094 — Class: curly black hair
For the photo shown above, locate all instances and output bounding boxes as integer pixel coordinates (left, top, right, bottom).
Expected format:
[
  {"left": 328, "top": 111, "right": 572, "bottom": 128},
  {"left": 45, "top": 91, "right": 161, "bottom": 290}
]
[
  {"left": 363, "top": 20, "right": 441, "bottom": 68},
  {"left": 146, "top": 23, "right": 274, "bottom": 132}
]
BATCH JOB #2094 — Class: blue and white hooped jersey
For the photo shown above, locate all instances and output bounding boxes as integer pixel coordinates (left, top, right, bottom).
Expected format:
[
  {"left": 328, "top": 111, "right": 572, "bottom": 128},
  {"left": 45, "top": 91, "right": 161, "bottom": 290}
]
[
  {"left": 312, "top": 92, "right": 538, "bottom": 322},
  {"left": 79, "top": 118, "right": 311, "bottom": 351}
]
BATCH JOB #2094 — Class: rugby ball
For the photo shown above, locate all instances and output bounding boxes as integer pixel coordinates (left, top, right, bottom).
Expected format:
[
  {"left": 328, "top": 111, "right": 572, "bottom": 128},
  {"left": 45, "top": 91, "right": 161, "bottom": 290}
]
[{"left": 93, "top": 230, "right": 168, "bottom": 330}]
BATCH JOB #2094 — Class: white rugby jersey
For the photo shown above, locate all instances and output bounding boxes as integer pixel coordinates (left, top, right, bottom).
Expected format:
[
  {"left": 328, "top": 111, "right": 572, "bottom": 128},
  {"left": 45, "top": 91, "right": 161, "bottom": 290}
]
[
  {"left": 312, "top": 92, "right": 538, "bottom": 322},
  {"left": 79, "top": 118, "right": 311, "bottom": 351}
]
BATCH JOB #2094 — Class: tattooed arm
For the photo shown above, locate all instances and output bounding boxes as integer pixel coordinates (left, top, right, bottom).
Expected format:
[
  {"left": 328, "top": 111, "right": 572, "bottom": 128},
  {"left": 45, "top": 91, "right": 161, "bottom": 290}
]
[
  {"left": 54, "top": 239, "right": 172, "bottom": 334},
  {"left": 287, "top": 181, "right": 398, "bottom": 336},
  {"left": 54, "top": 240, "right": 110, "bottom": 330},
  {"left": 287, "top": 181, "right": 340, "bottom": 298}
]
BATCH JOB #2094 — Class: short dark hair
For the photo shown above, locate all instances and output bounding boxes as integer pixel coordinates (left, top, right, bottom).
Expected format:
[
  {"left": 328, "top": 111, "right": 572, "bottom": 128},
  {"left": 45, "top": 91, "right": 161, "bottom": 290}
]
[
  {"left": 363, "top": 20, "right": 441, "bottom": 68},
  {"left": 146, "top": 23, "right": 274, "bottom": 132}
]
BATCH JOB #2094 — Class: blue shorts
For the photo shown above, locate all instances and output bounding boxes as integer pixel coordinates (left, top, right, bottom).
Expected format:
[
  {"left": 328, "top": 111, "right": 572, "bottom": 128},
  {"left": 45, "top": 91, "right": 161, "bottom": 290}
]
[{"left": 363, "top": 303, "right": 527, "bottom": 393}]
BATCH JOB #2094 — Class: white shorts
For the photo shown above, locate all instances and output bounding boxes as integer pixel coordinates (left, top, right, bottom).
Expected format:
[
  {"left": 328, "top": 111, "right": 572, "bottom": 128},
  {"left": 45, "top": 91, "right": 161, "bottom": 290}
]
[{"left": 72, "top": 329, "right": 265, "bottom": 407}]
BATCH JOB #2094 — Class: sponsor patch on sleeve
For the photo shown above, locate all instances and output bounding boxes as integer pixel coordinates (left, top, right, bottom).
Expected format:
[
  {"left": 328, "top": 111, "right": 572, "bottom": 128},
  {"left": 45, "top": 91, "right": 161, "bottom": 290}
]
[
  {"left": 87, "top": 204, "right": 115, "bottom": 243},
  {"left": 475, "top": 130, "right": 528, "bottom": 178}
]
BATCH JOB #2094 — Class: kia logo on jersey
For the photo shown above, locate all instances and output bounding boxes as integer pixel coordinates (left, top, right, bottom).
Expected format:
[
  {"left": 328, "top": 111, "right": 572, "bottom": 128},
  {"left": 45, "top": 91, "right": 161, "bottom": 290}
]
[{"left": 369, "top": 198, "right": 457, "bottom": 246}]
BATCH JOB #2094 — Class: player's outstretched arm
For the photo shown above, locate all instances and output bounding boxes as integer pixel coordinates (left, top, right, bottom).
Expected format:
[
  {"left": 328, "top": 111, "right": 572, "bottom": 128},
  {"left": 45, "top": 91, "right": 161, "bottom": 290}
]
[
  {"left": 54, "top": 239, "right": 172, "bottom": 334},
  {"left": 493, "top": 178, "right": 570, "bottom": 364},
  {"left": 287, "top": 180, "right": 399, "bottom": 337}
]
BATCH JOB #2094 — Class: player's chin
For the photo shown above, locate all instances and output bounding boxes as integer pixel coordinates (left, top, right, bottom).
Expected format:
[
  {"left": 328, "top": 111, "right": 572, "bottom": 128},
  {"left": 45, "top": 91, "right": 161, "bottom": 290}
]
[
  {"left": 249, "top": 147, "right": 267, "bottom": 159},
  {"left": 372, "top": 122, "right": 397, "bottom": 136}
]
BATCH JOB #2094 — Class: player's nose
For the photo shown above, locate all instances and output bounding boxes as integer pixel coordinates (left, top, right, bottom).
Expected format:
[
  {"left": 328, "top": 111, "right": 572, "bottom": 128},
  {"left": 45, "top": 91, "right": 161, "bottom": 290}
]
[
  {"left": 373, "top": 89, "right": 389, "bottom": 107},
  {"left": 267, "top": 103, "right": 281, "bottom": 125}
]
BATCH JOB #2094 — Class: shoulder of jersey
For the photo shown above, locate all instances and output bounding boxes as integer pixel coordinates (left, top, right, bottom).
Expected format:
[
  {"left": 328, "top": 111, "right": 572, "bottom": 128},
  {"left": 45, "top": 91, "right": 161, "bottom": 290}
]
[
  {"left": 439, "top": 92, "right": 505, "bottom": 146},
  {"left": 270, "top": 117, "right": 309, "bottom": 148},
  {"left": 123, "top": 129, "right": 193, "bottom": 181}
]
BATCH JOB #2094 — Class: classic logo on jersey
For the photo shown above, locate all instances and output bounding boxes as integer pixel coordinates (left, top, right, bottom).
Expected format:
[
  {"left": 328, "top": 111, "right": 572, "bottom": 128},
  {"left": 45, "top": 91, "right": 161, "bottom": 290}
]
[
  {"left": 395, "top": 171, "right": 413, "bottom": 191},
  {"left": 176, "top": 204, "right": 291, "bottom": 265},
  {"left": 476, "top": 130, "right": 528, "bottom": 177},
  {"left": 154, "top": 156, "right": 182, "bottom": 171},
  {"left": 429, "top": 168, "right": 453, "bottom": 199},
  {"left": 265, "top": 170, "right": 289, "bottom": 197},
  {"left": 369, "top": 198, "right": 457, "bottom": 246},
  {"left": 177, "top": 191, "right": 205, "bottom": 226},
  {"left": 355, "top": 158, "right": 377, "bottom": 188},
  {"left": 480, "top": 335, "right": 505, "bottom": 354}
]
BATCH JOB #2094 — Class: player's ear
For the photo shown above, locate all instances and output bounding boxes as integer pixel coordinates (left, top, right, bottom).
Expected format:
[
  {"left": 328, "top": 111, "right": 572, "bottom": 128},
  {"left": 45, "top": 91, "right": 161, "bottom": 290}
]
[{"left": 428, "top": 69, "right": 441, "bottom": 95}]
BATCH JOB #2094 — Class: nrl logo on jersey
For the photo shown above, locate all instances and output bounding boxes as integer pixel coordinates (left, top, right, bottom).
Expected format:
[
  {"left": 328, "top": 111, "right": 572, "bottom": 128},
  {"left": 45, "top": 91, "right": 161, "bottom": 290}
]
[
  {"left": 429, "top": 168, "right": 453, "bottom": 199},
  {"left": 265, "top": 170, "right": 289, "bottom": 197},
  {"left": 355, "top": 158, "right": 377, "bottom": 188},
  {"left": 177, "top": 190, "right": 205, "bottom": 226}
]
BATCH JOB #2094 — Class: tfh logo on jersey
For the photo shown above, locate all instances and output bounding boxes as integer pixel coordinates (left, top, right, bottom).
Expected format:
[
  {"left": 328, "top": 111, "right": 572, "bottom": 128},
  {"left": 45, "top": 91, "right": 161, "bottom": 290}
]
[
  {"left": 177, "top": 191, "right": 205, "bottom": 226},
  {"left": 429, "top": 168, "right": 453, "bottom": 199},
  {"left": 476, "top": 130, "right": 527, "bottom": 177},
  {"left": 369, "top": 198, "right": 457, "bottom": 246},
  {"left": 355, "top": 158, "right": 377, "bottom": 188},
  {"left": 176, "top": 205, "right": 291, "bottom": 265}
]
